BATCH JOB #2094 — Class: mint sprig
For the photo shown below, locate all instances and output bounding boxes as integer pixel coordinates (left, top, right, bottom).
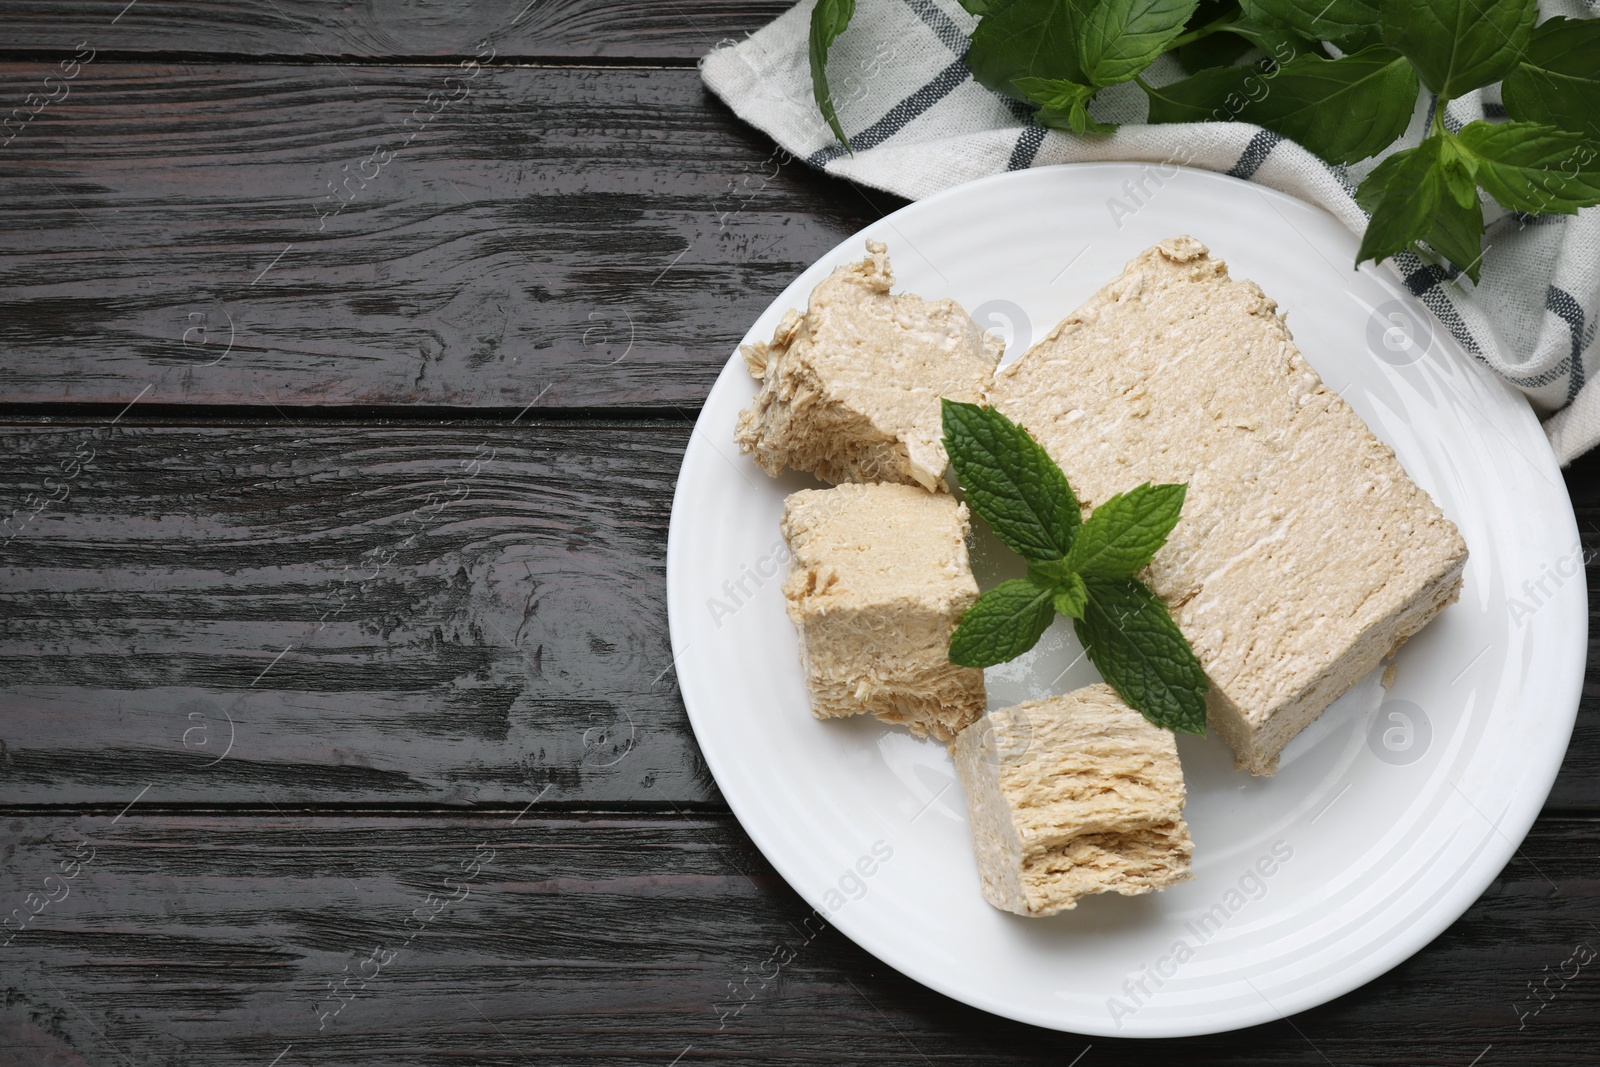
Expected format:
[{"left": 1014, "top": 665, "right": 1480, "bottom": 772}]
[
  {"left": 942, "top": 400, "right": 1207, "bottom": 736},
  {"left": 806, "top": 0, "right": 1600, "bottom": 284}
]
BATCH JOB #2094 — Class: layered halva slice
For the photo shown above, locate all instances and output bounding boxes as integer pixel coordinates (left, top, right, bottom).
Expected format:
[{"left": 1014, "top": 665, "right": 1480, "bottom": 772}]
[
  {"left": 780, "top": 482, "right": 985, "bottom": 741},
  {"left": 988, "top": 236, "right": 1468, "bottom": 775},
  {"left": 952, "top": 686, "right": 1193, "bottom": 916},
  {"left": 736, "top": 240, "right": 1003, "bottom": 491}
]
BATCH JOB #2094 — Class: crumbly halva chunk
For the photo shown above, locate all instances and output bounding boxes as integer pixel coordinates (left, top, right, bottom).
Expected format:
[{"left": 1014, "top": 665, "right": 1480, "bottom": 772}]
[
  {"left": 780, "top": 482, "right": 985, "bottom": 741},
  {"left": 951, "top": 686, "right": 1193, "bottom": 917},
  {"left": 736, "top": 240, "right": 1003, "bottom": 491},
  {"left": 987, "top": 236, "right": 1468, "bottom": 775}
]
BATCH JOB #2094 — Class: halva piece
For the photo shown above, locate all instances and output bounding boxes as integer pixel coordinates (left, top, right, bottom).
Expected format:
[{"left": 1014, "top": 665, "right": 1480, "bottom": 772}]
[
  {"left": 780, "top": 482, "right": 985, "bottom": 741},
  {"left": 737, "top": 240, "right": 1003, "bottom": 491},
  {"left": 951, "top": 686, "right": 1193, "bottom": 917},
  {"left": 987, "top": 236, "right": 1468, "bottom": 775}
]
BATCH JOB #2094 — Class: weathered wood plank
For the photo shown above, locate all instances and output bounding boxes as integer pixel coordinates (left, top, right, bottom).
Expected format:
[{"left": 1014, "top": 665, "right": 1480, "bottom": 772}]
[
  {"left": 1559, "top": 457, "right": 1600, "bottom": 810},
  {"left": 0, "top": 62, "right": 891, "bottom": 410},
  {"left": 0, "top": 812, "right": 1595, "bottom": 1065},
  {"left": 2, "top": 420, "right": 1598, "bottom": 810},
  {"left": 0, "top": 421, "right": 713, "bottom": 804},
  {"left": 0, "top": 0, "right": 790, "bottom": 62}
]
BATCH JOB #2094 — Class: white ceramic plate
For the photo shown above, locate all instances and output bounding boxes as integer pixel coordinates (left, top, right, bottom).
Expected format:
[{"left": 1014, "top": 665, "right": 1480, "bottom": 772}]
[{"left": 665, "top": 163, "right": 1585, "bottom": 1038}]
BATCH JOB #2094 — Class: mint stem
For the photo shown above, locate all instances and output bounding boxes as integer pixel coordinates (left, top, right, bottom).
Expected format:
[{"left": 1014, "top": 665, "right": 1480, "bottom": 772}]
[
  {"left": 1168, "top": 11, "right": 1240, "bottom": 50},
  {"left": 1430, "top": 95, "right": 1452, "bottom": 140}
]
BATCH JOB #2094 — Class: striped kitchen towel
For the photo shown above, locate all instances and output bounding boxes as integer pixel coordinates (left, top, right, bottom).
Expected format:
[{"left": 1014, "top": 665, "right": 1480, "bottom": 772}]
[{"left": 701, "top": 0, "right": 1600, "bottom": 463}]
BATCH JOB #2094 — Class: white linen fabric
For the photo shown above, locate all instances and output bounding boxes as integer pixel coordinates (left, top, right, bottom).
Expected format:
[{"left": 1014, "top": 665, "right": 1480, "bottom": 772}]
[{"left": 702, "top": 0, "right": 1600, "bottom": 463}]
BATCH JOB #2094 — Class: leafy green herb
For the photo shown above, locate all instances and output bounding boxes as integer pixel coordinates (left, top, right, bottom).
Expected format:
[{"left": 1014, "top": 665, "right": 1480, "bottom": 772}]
[
  {"left": 1077, "top": 576, "right": 1209, "bottom": 734},
  {"left": 1212, "top": 15, "right": 1314, "bottom": 64},
  {"left": 942, "top": 400, "right": 1207, "bottom": 735},
  {"left": 949, "top": 576, "right": 1058, "bottom": 667},
  {"left": 941, "top": 396, "right": 1080, "bottom": 563},
  {"left": 1064, "top": 482, "right": 1187, "bottom": 577},
  {"left": 1146, "top": 46, "right": 1416, "bottom": 164},
  {"left": 1381, "top": 0, "right": 1536, "bottom": 100},
  {"left": 805, "top": 0, "right": 1600, "bottom": 280},
  {"left": 1355, "top": 119, "right": 1600, "bottom": 280},
  {"left": 966, "top": 0, "right": 1095, "bottom": 98},
  {"left": 1240, "top": 0, "right": 1376, "bottom": 51},
  {"left": 1501, "top": 17, "right": 1600, "bottom": 137},
  {"left": 1015, "top": 76, "right": 1113, "bottom": 134},
  {"left": 1049, "top": 571, "right": 1090, "bottom": 619},
  {"left": 1241, "top": 47, "right": 1418, "bottom": 165},
  {"left": 1079, "top": 0, "right": 1199, "bottom": 87},
  {"left": 808, "top": 0, "right": 857, "bottom": 153},
  {"left": 1174, "top": 29, "right": 1252, "bottom": 74},
  {"left": 1455, "top": 121, "right": 1600, "bottom": 214},
  {"left": 1356, "top": 138, "right": 1466, "bottom": 275},
  {"left": 1142, "top": 64, "right": 1255, "bottom": 124}
]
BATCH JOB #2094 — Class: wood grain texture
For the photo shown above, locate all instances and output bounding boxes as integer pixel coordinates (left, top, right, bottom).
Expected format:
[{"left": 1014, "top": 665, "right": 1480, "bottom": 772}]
[
  {"left": 1561, "top": 456, "right": 1600, "bottom": 812},
  {"left": 0, "top": 421, "right": 714, "bottom": 805},
  {"left": 0, "top": 0, "right": 792, "bottom": 62},
  {"left": 0, "top": 812, "right": 1595, "bottom": 1065},
  {"left": 0, "top": 62, "right": 894, "bottom": 411}
]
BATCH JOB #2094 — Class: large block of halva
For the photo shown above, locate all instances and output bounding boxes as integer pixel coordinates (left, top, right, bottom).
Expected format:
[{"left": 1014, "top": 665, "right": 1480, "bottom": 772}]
[{"left": 988, "top": 237, "right": 1467, "bottom": 774}]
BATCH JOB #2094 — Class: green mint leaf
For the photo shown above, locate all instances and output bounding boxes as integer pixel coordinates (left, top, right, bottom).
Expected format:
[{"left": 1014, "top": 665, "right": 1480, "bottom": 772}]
[
  {"left": 949, "top": 577, "right": 1058, "bottom": 668},
  {"left": 1221, "top": 17, "right": 1320, "bottom": 65},
  {"left": 942, "top": 399, "right": 1081, "bottom": 563},
  {"left": 1015, "top": 76, "right": 1114, "bottom": 133},
  {"left": 1353, "top": 141, "right": 1415, "bottom": 215},
  {"left": 1502, "top": 16, "right": 1600, "bottom": 139},
  {"left": 1381, "top": 0, "right": 1536, "bottom": 99},
  {"left": 1065, "top": 482, "right": 1187, "bottom": 577},
  {"left": 1026, "top": 557, "right": 1075, "bottom": 584},
  {"left": 1051, "top": 571, "right": 1090, "bottom": 619},
  {"left": 966, "top": 0, "right": 1092, "bottom": 98},
  {"left": 1437, "top": 135, "right": 1480, "bottom": 206},
  {"left": 1421, "top": 184, "right": 1487, "bottom": 283},
  {"left": 955, "top": 0, "right": 994, "bottom": 13},
  {"left": 1025, "top": 558, "right": 1088, "bottom": 617},
  {"left": 1455, "top": 120, "right": 1600, "bottom": 215},
  {"left": 1239, "top": 0, "right": 1377, "bottom": 51},
  {"left": 808, "top": 0, "right": 857, "bottom": 153},
  {"left": 1014, "top": 75, "right": 1098, "bottom": 111},
  {"left": 1079, "top": 0, "right": 1200, "bottom": 87},
  {"left": 1142, "top": 64, "right": 1254, "bottom": 123},
  {"left": 1175, "top": 31, "right": 1251, "bottom": 75},
  {"left": 1075, "top": 576, "right": 1208, "bottom": 734},
  {"left": 1355, "top": 137, "right": 1447, "bottom": 268},
  {"left": 1354, "top": 137, "right": 1486, "bottom": 281},
  {"left": 1243, "top": 46, "right": 1419, "bottom": 165},
  {"left": 1038, "top": 101, "right": 1118, "bottom": 135}
]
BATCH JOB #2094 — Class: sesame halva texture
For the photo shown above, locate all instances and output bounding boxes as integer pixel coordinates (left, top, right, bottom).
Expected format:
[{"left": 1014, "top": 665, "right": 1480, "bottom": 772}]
[
  {"left": 737, "top": 240, "right": 1003, "bottom": 491},
  {"left": 988, "top": 237, "right": 1467, "bottom": 775},
  {"left": 780, "top": 482, "right": 986, "bottom": 742},
  {"left": 951, "top": 686, "right": 1193, "bottom": 916}
]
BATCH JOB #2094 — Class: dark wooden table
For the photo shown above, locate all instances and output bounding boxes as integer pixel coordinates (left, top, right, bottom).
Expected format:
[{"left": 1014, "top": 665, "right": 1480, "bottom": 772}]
[{"left": 1, "top": 4, "right": 1596, "bottom": 1063}]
